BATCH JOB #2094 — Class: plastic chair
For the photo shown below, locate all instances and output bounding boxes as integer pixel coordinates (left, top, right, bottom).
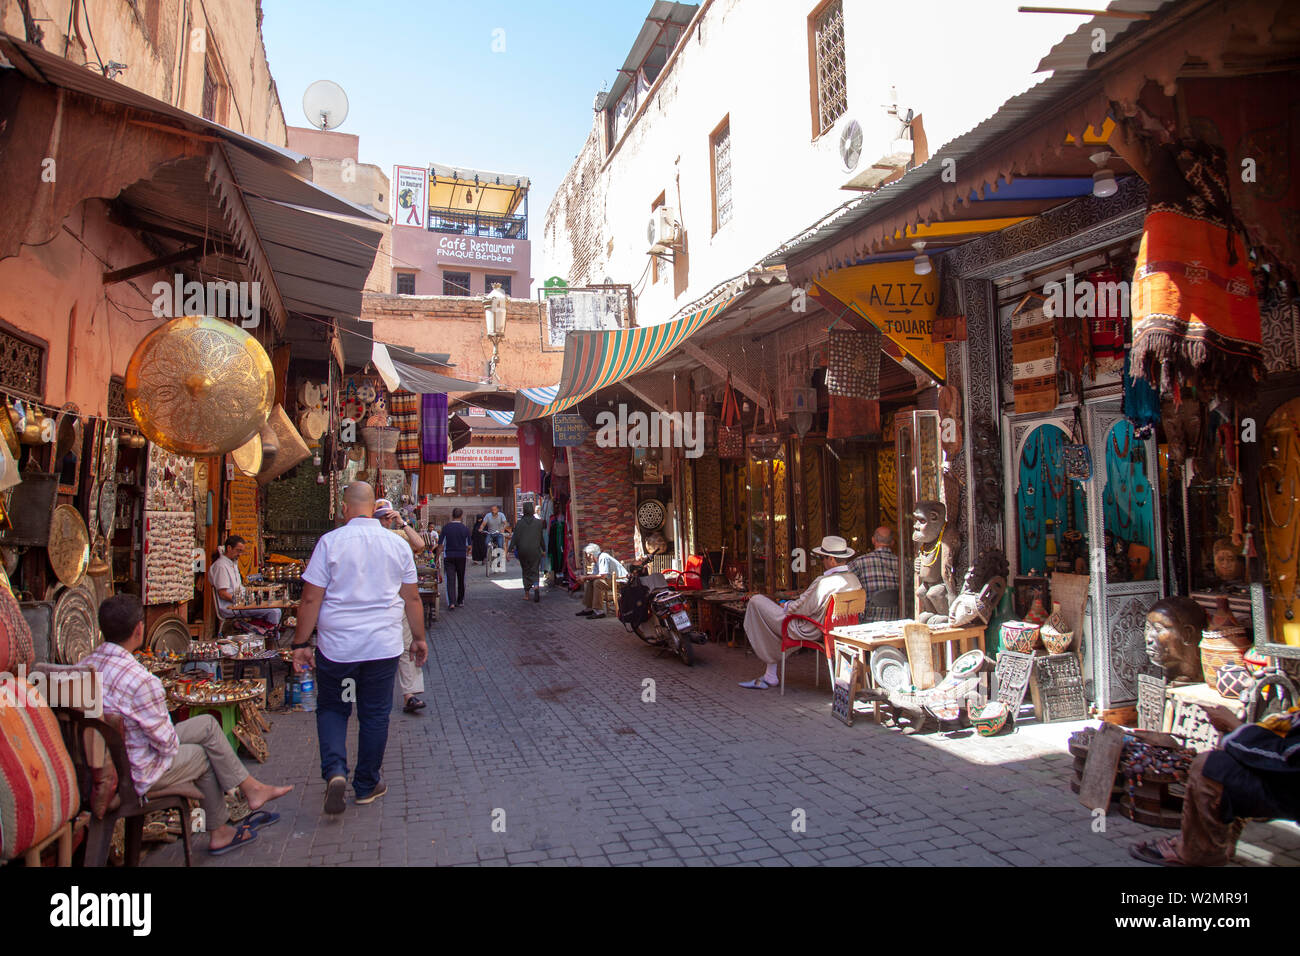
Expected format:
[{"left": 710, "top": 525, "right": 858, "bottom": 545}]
[
  {"left": 54, "top": 711, "right": 200, "bottom": 867},
  {"left": 779, "top": 589, "right": 867, "bottom": 696}
]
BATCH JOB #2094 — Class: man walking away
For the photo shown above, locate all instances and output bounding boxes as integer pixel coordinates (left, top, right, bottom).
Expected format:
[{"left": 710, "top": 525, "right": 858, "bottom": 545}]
[
  {"left": 295, "top": 482, "right": 427, "bottom": 814},
  {"left": 514, "top": 501, "right": 546, "bottom": 602},
  {"left": 439, "top": 508, "right": 471, "bottom": 609},
  {"left": 374, "top": 498, "right": 428, "bottom": 715}
]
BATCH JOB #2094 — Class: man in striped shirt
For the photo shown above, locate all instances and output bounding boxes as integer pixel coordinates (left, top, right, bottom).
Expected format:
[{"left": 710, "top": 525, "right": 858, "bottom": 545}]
[{"left": 84, "top": 594, "right": 292, "bottom": 856}]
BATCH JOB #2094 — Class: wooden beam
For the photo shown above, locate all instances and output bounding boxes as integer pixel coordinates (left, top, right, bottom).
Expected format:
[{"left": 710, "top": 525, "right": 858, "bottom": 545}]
[
  {"left": 102, "top": 245, "right": 202, "bottom": 284},
  {"left": 1018, "top": 6, "right": 1151, "bottom": 17}
]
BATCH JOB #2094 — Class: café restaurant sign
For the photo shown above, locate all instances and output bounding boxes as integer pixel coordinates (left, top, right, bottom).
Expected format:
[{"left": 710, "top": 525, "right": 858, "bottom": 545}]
[
  {"left": 445, "top": 445, "right": 520, "bottom": 469},
  {"left": 814, "top": 261, "right": 946, "bottom": 381},
  {"left": 437, "top": 235, "right": 518, "bottom": 267}
]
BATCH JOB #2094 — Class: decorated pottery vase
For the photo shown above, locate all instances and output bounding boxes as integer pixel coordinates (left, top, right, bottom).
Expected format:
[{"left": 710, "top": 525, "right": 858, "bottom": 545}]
[
  {"left": 1024, "top": 595, "right": 1049, "bottom": 625},
  {"left": 1040, "top": 601, "right": 1073, "bottom": 655},
  {"left": 1000, "top": 621, "right": 1040, "bottom": 654},
  {"left": 1215, "top": 663, "right": 1257, "bottom": 701},
  {"left": 970, "top": 701, "right": 1009, "bottom": 737},
  {"left": 1199, "top": 629, "right": 1251, "bottom": 689}
]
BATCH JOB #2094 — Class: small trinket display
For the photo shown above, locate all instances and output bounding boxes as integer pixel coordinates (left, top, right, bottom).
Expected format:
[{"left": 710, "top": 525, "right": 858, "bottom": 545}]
[
  {"left": 188, "top": 641, "right": 222, "bottom": 661},
  {"left": 168, "top": 678, "right": 266, "bottom": 706}
]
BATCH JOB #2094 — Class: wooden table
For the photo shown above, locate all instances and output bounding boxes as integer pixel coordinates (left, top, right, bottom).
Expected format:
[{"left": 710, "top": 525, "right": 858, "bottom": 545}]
[{"left": 828, "top": 620, "right": 988, "bottom": 720}]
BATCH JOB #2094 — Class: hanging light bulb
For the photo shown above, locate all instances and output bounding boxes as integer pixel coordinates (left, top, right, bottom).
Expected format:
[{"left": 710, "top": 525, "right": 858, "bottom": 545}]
[
  {"left": 1090, "top": 150, "right": 1118, "bottom": 198},
  {"left": 316, "top": 473, "right": 325, "bottom": 484},
  {"left": 912, "top": 240, "right": 931, "bottom": 276},
  {"left": 465, "top": 187, "right": 474, "bottom": 203}
]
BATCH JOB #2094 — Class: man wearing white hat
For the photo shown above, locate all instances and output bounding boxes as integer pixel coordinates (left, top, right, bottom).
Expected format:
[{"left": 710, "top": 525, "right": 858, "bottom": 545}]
[{"left": 739, "top": 535, "right": 861, "bottom": 690}]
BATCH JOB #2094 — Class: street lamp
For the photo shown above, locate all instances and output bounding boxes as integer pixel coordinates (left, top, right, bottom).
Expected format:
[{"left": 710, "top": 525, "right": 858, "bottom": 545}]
[{"left": 484, "top": 281, "right": 508, "bottom": 382}]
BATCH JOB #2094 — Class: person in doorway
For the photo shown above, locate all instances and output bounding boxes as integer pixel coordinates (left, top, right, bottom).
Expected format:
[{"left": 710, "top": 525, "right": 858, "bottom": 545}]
[
  {"left": 738, "top": 535, "right": 862, "bottom": 690},
  {"left": 848, "top": 526, "right": 900, "bottom": 623},
  {"left": 574, "top": 543, "right": 627, "bottom": 619},
  {"left": 477, "top": 505, "right": 510, "bottom": 557},
  {"left": 209, "top": 535, "right": 281, "bottom": 629},
  {"left": 295, "top": 482, "right": 427, "bottom": 814},
  {"left": 513, "top": 501, "right": 546, "bottom": 602},
  {"left": 1130, "top": 704, "right": 1300, "bottom": 866},
  {"left": 374, "top": 499, "right": 428, "bottom": 715},
  {"left": 85, "top": 594, "right": 293, "bottom": 856},
  {"left": 439, "top": 508, "right": 471, "bottom": 609}
]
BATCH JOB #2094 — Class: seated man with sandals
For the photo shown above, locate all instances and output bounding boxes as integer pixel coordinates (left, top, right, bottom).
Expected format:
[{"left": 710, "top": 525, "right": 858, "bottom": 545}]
[
  {"left": 84, "top": 594, "right": 293, "bottom": 857},
  {"left": 739, "top": 535, "right": 862, "bottom": 690}
]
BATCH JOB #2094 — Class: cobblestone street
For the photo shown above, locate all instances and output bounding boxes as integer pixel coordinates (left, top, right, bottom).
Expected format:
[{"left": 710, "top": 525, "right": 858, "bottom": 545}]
[{"left": 147, "top": 568, "right": 1300, "bottom": 867}]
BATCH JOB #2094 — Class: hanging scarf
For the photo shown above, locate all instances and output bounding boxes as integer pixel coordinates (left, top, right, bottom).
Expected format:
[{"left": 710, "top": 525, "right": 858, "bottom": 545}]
[
  {"left": 1129, "top": 141, "right": 1262, "bottom": 402},
  {"left": 420, "top": 393, "right": 448, "bottom": 463},
  {"left": 1122, "top": 351, "right": 1161, "bottom": 437}
]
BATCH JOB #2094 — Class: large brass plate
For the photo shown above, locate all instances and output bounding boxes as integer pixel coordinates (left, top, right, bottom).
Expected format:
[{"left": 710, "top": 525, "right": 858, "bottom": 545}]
[
  {"left": 48, "top": 504, "right": 90, "bottom": 588},
  {"left": 148, "top": 614, "right": 191, "bottom": 656},
  {"left": 232, "top": 434, "right": 263, "bottom": 476},
  {"left": 124, "top": 315, "right": 275, "bottom": 456},
  {"left": 54, "top": 582, "right": 99, "bottom": 664}
]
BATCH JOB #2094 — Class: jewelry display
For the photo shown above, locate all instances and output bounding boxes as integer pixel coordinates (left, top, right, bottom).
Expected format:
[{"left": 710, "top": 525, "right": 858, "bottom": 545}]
[{"left": 143, "top": 510, "right": 196, "bottom": 605}]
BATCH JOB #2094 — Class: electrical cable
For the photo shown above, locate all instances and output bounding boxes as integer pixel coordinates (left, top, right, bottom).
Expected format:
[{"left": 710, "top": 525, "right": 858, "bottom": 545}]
[{"left": 78, "top": 0, "right": 106, "bottom": 74}]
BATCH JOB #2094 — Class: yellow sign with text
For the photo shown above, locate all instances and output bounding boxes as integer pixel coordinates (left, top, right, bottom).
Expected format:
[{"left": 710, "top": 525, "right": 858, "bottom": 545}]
[{"left": 815, "top": 262, "right": 946, "bottom": 381}]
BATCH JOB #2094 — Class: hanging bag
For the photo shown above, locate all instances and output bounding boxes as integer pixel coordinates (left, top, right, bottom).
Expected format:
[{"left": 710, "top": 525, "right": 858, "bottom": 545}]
[
  {"left": 1063, "top": 405, "right": 1092, "bottom": 480},
  {"left": 717, "top": 375, "right": 744, "bottom": 459}
]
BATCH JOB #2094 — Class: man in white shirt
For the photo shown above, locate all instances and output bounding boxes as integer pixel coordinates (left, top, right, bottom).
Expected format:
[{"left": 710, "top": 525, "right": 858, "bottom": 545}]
[
  {"left": 477, "top": 505, "right": 510, "bottom": 554},
  {"left": 575, "top": 542, "right": 627, "bottom": 620},
  {"left": 209, "top": 536, "right": 281, "bottom": 628},
  {"left": 739, "top": 535, "right": 862, "bottom": 690},
  {"left": 294, "top": 482, "right": 427, "bottom": 815}
]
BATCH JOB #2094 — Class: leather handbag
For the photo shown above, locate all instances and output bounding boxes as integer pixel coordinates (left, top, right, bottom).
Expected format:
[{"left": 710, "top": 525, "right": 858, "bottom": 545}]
[{"left": 1063, "top": 405, "right": 1092, "bottom": 480}]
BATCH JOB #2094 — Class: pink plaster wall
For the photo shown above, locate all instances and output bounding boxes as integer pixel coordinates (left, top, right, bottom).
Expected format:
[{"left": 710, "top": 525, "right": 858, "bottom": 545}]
[
  {"left": 391, "top": 228, "right": 532, "bottom": 298},
  {"left": 286, "top": 126, "right": 359, "bottom": 162}
]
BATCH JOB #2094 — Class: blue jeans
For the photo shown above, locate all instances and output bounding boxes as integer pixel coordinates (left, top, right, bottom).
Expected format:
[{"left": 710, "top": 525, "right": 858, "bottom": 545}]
[
  {"left": 314, "top": 651, "right": 399, "bottom": 796},
  {"left": 486, "top": 532, "right": 505, "bottom": 551}
]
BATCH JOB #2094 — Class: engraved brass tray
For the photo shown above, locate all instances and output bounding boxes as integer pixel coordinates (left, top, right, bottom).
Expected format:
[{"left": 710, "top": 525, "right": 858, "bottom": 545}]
[
  {"left": 48, "top": 504, "right": 90, "bottom": 588},
  {"left": 124, "top": 315, "right": 275, "bottom": 456},
  {"left": 232, "top": 434, "right": 263, "bottom": 477},
  {"left": 53, "top": 582, "right": 99, "bottom": 664}
]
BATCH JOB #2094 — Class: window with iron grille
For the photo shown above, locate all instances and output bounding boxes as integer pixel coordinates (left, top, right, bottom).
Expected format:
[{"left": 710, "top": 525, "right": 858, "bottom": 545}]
[
  {"left": 108, "top": 377, "right": 128, "bottom": 421},
  {"left": 710, "top": 119, "right": 732, "bottom": 233},
  {"left": 812, "top": 0, "right": 847, "bottom": 136},
  {"left": 202, "top": 58, "right": 219, "bottom": 122},
  {"left": 484, "top": 275, "right": 512, "bottom": 297},
  {"left": 443, "top": 272, "right": 471, "bottom": 296},
  {"left": 396, "top": 273, "right": 415, "bottom": 294},
  {"left": 0, "top": 325, "right": 46, "bottom": 399}
]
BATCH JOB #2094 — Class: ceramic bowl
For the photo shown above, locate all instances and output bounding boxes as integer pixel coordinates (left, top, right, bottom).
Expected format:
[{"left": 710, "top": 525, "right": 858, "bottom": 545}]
[
  {"left": 1041, "top": 630, "right": 1073, "bottom": 655},
  {"left": 1000, "top": 622, "right": 1039, "bottom": 654},
  {"left": 970, "top": 701, "right": 1009, "bottom": 737}
]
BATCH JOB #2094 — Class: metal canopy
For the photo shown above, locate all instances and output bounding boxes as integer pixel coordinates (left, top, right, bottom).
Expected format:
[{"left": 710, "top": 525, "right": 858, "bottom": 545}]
[{"left": 603, "top": 2, "right": 699, "bottom": 111}]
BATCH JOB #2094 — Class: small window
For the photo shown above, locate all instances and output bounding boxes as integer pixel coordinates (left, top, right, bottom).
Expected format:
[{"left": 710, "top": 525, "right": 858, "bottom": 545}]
[
  {"left": 201, "top": 59, "right": 220, "bottom": 122},
  {"left": 485, "top": 275, "right": 512, "bottom": 297},
  {"left": 710, "top": 118, "right": 732, "bottom": 234},
  {"left": 810, "top": 0, "right": 847, "bottom": 137},
  {"left": 396, "top": 273, "right": 415, "bottom": 295},
  {"left": 443, "top": 272, "right": 471, "bottom": 296},
  {"left": 443, "top": 472, "right": 457, "bottom": 494}
]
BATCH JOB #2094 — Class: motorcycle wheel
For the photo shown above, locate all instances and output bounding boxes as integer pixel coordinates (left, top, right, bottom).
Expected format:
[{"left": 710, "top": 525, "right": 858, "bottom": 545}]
[{"left": 677, "top": 633, "right": 694, "bottom": 666}]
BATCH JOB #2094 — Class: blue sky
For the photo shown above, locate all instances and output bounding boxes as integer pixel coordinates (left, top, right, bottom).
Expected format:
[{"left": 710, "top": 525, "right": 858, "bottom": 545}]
[{"left": 262, "top": 1, "right": 1092, "bottom": 247}]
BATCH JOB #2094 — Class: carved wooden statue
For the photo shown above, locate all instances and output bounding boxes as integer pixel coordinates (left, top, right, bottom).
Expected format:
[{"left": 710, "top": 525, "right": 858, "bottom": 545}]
[
  {"left": 944, "top": 549, "right": 1010, "bottom": 628},
  {"left": 1143, "top": 596, "right": 1207, "bottom": 683},
  {"left": 912, "top": 500, "right": 958, "bottom": 624}
]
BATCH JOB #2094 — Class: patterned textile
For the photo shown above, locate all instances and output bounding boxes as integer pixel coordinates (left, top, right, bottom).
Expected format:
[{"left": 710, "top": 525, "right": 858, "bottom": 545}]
[
  {"left": 421, "top": 393, "right": 449, "bottom": 463},
  {"left": 1261, "top": 283, "right": 1300, "bottom": 374},
  {"left": 0, "top": 676, "right": 78, "bottom": 860},
  {"left": 848, "top": 548, "right": 900, "bottom": 623},
  {"left": 826, "top": 327, "right": 882, "bottom": 398},
  {"left": 389, "top": 390, "right": 421, "bottom": 475},
  {"left": 1087, "top": 267, "right": 1125, "bottom": 363},
  {"left": 1130, "top": 142, "right": 1262, "bottom": 402},
  {"left": 1012, "top": 296, "right": 1058, "bottom": 414},
  {"left": 0, "top": 584, "right": 33, "bottom": 673},
  {"left": 828, "top": 395, "right": 879, "bottom": 440},
  {"left": 419, "top": 462, "right": 444, "bottom": 498},
  {"left": 518, "top": 424, "right": 542, "bottom": 495},
  {"left": 82, "top": 642, "right": 178, "bottom": 796}
]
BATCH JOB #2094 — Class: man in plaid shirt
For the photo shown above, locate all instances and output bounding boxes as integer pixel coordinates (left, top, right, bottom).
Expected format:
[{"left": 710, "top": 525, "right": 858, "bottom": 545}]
[
  {"left": 848, "top": 527, "right": 900, "bottom": 622},
  {"left": 84, "top": 594, "right": 292, "bottom": 856}
]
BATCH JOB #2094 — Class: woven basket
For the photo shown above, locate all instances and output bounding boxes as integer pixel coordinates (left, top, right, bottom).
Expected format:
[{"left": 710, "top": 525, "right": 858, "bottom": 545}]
[
  {"left": 1000, "top": 621, "right": 1040, "bottom": 654},
  {"left": 1199, "top": 629, "right": 1250, "bottom": 689}
]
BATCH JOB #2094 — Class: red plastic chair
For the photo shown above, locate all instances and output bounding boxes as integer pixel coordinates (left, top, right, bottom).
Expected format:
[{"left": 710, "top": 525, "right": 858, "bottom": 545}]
[
  {"left": 779, "top": 589, "right": 867, "bottom": 696},
  {"left": 663, "top": 554, "right": 706, "bottom": 590}
]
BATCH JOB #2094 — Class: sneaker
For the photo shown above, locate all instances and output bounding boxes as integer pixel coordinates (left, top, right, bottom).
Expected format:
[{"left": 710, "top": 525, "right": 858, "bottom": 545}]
[
  {"left": 355, "top": 781, "right": 387, "bottom": 805},
  {"left": 324, "top": 775, "right": 347, "bottom": 815},
  {"left": 590, "top": 611, "right": 607, "bottom": 619},
  {"left": 576, "top": 608, "right": 595, "bottom": 617}
]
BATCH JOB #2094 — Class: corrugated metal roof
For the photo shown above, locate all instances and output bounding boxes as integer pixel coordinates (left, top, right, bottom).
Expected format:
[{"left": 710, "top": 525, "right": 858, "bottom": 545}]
[
  {"left": 761, "top": 71, "right": 1093, "bottom": 269},
  {"left": 1034, "top": 0, "right": 1179, "bottom": 72},
  {"left": 604, "top": 2, "right": 699, "bottom": 110}
]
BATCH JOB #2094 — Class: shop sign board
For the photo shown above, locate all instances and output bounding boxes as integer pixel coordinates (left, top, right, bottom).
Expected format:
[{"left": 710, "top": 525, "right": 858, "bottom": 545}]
[
  {"left": 552, "top": 413, "right": 589, "bottom": 447},
  {"left": 394, "top": 166, "right": 426, "bottom": 229},
  {"left": 813, "top": 261, "right": 947, "bottom": 381},
  {"left": 436, "top": 235, "right": 519, "bottom": 267},
  {"left": 445, "top": 445, "right": 520, "bottom": 470}
]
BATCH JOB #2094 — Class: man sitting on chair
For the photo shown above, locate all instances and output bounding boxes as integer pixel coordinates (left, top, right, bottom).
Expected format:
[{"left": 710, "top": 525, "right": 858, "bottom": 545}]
[
  {"left": 848, "top": 526, "right": 899, "bottom": 623},
  {"left": 209, "top": 535, "right": 280, "bottom": 629},
  {"left": 574, "top": 543, "right": 627, "bottom": 620},
  {"left": 739, "top": 535, "right": 861, "bottom": 690}
]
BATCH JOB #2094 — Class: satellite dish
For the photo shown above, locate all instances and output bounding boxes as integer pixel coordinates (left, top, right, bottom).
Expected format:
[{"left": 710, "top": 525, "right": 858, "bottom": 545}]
[
  {"left": 840, "top": 119, "right": 864, "bottom": 172},
  {"left": 302, "top": 80, "right": 349, "bottom": 131}
]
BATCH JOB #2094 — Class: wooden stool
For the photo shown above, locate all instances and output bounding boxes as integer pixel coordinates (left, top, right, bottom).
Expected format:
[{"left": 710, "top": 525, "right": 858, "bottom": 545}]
[{"left": 22, "top": 819, "right": 73, "bottom": 867}]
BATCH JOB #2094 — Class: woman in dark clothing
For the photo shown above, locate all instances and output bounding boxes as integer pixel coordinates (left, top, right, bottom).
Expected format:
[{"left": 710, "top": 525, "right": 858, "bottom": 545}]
[
  {"left": 514, "top": 501, "right": 546, "bottom": 602},
  {"left": 470, "top": 513, "right": 488, "bottom": 564}
]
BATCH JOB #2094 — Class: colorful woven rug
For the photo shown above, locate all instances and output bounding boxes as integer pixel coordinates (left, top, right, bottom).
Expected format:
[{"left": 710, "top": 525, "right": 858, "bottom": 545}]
[{"left": 389, "top": 390, "right": 421, "bottom": 475}]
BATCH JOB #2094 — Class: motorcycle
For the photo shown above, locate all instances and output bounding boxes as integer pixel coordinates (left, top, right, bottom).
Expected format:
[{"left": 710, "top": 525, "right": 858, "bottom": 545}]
[{"left": 620, "top": 557, "right": 706, "bottom": 666}]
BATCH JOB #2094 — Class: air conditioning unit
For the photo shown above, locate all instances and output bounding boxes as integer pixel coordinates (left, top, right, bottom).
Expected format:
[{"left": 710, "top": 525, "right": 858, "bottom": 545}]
[{"left": 647, "top": 206, "right": 681, "bottom": 254}]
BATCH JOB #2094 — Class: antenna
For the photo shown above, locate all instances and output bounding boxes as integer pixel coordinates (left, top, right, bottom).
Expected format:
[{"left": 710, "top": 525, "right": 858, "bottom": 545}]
[{"left": 302, "top": 80, "right": 350, "bottom": 131}]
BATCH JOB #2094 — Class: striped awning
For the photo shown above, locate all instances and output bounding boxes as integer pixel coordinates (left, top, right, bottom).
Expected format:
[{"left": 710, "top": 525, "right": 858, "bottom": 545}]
[{"left": 513, "top": 297, "right": 733, "bottom": 421}]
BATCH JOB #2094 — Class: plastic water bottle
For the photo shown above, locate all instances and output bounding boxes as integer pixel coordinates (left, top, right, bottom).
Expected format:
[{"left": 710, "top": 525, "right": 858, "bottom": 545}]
[
  {"left": 286, "top": 672, "right": 300, "bottom": 708},
  {"left": 299, "top": 669, "right": 317, "bottom": 713}
]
